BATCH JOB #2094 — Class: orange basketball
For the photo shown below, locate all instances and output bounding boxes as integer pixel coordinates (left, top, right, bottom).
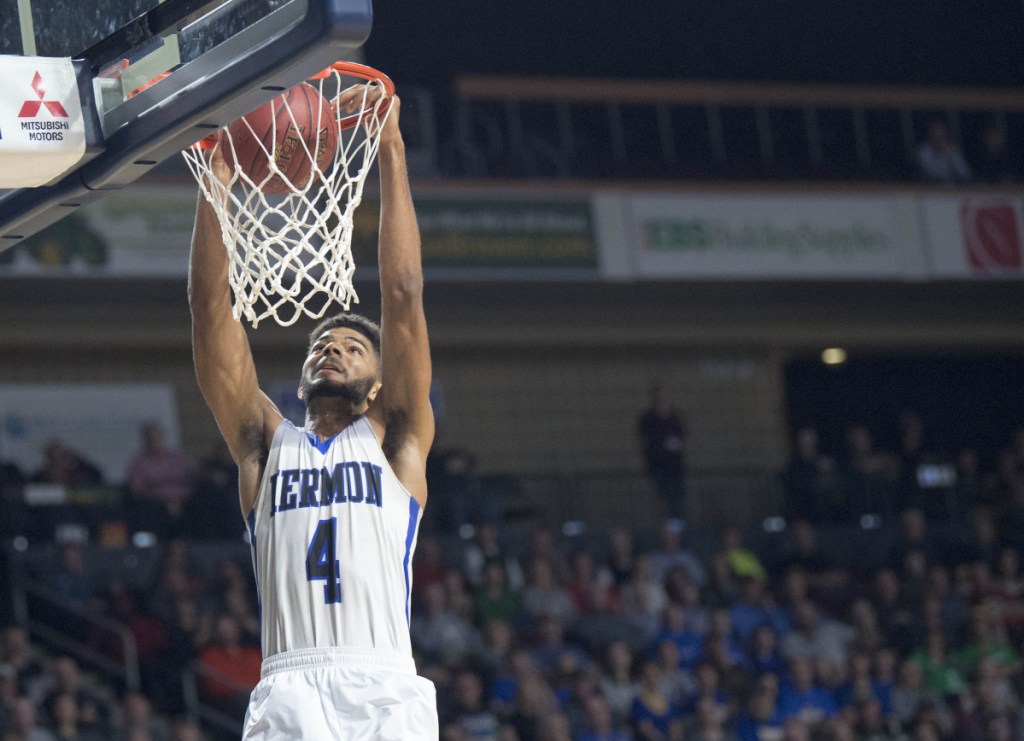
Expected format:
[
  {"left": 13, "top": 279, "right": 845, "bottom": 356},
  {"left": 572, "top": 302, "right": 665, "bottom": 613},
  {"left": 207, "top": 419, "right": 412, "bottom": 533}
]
[{"left": 221, "top": 82, "right": 338, "bottom": 194}]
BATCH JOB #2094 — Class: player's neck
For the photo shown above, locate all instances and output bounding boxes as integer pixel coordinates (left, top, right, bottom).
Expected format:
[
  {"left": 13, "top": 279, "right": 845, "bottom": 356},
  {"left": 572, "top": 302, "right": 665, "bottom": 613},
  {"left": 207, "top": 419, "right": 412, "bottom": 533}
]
[{"left": 304, "top": 400, "right": 367, "bottom": 440}]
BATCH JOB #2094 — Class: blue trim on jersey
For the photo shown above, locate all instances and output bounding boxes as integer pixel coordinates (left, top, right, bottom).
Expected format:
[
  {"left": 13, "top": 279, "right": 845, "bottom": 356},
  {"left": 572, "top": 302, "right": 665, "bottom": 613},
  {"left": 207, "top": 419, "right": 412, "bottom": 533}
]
[
  {"left": 246, "top": 508, "right": 263, "bottom": 621},
  {"left": 305, "top": 431, "right": 337, "bottom": 455},
  {"left": 402, "top": 497, "right": 420, "bottom": 627}
]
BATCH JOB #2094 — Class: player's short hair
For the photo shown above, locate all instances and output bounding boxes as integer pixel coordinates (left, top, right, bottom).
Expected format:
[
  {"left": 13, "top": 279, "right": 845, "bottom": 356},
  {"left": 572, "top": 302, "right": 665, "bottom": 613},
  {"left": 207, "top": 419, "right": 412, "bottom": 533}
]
[{"left": 308, "top": 313, "right": 381, "bottom": 355}]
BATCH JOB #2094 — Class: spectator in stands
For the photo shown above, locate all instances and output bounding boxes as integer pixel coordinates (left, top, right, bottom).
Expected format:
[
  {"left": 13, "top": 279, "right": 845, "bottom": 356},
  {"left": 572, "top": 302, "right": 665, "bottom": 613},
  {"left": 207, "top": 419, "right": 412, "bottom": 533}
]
[
  {"left": 196, "top": 614, "right": 261, "bottom": 720},
  {"left": 521, "top": 559, "right": 576, "bottom": 628},
  {"left": 184, "top": 440, "right": 239, "bottom": 540},
  {"left": 49, "top": 692, "right": 104, "bottom": 741},
  {"left": 162, "top": 596, "right": 208, "bottom": 716},
  {"left": 651, "top": 604, "right": 703, "bottom": 672},
  {"left": 507, "top": 672, "right": 558, "bottom": 740},
  {"left": 619, "top": 557, "right": 668, "bottom": 642},
  {"left": 652, "top": 640, "right": 694, "bottom": 706},
  {"left": 781, "top": 426, "right": 842, "bottom": 523},
  {"left": 777, "top": 656, "right": 836, "bottom": 730},
  {"left": 770, "top": 521, "right": 848, "bottom": 604},
  {"left": 115, "top": 692, "right": 167, "bottom": 741},
  {"left": 649, "top": 521, "right": 705, "bottom": 587},
  {"left": 735, "top": 675, "right": 784, "bottom": 741},
  {"left": 530, "top": 615, "right": 589, "bottom": 678},
  {"left": 125, "top": 422, "right": 194, "bottom": 536},
  {"left": 637, "top": 383, "right": 687, "bottom": 520},
  {"left": 597, "top": 642, "right": 638, "bottom": 727},
  {"left": 840, "top": 425, "right": 899, "bottom": 517},
  {"left": 973, "top": 123, "right": 1017, "bottom": 184},
  {"left": 566, "top": 550, "right": 618, "bottom": 617},
  {"left": 955, "top": 662, "right": 1020, "bottom": 741},
  {"left": 474, "top": 560, "right": 523, "bottom": 627},
  {"left": 953, "top": 448, "right": 985, "bottom": 514},
  {"left": 746, "top": 624, "right": 785, "bottom": 678},
  {"left": 834, "top": 649, "right": 891, "bottom": 716},
  {"left": 630, "top": 660, "right": 684, "bottom": 740},
  {"left": 950, "top": 601, "right": 1022, "bottom": 683},
  {"left": 0, "top": 628, "right": 45, "bottom": 703},
  {"left": 0, "top": 663, "right": 17, "bottom": 733},
  {"left": 411, "top": 582, "right": 482, "bottom": 667},
  {"left": 537, "top": 712, "right": 572, "bottom": 741},
  {"left": 730, "top": 576, "right": 789, "bottom": 645},
  {"left": 891, "top": 658, "right": 950, "bottom": 732},
  {"left": 476, "top": 618, "right": 514, "bottom": 680},
  {"left": 48, "top": 544, "right": 93, "bottom": 614},
  {"left": 781, "top": 599, "right": 854, "bottom": 674},
  {"left": 412, "top": 535, "right": 447, "bottom": 603},
  {"left": 886, "top": 507, "right": 938, "bottom": 571},
  {"left": 990, "top": 545, "right": 1024, "bottom": 640},
  {"left": 8, "top": 696, "right": 55, "bottom": 741},
  {"left": 681, "top": 661, "right": 731, "bottom": 725},
  {"left": 954, "top": 506, "right": 1001, "bottom": 570},
  {"left": 577, "top": 694, "right": 630, "bottom": 741},
  {"left": 41, "top": 657, "right": 109, "bottom": 737},
  {"left": 718, "top": 526, "right": 766, "bottom": 583},
  {"left": 441, "top": 670, "right": 501, "bottom": 740},
  {"left": 603, "top": 528, "right": 637, "bottom": 587},
  {"left": 910, "top": 629, "right": 966, "bottom": 697},
  {"left": 168, "top": 719, "right": 204, "bottom": 741},
  {"left": 917, "top": 119, "right": 972, "bottom": 184},
  {"left": 31, "top": 442, "right": 102, "bottom": 489},
  {"left": 556, "top": 667, "right": 598, "bottom": 735},
  {"left": 464, "top": 522, "right": 525, "bottom": 592},
  {"left": 688, "top": 694, "right": 730, "bottom": 740}
]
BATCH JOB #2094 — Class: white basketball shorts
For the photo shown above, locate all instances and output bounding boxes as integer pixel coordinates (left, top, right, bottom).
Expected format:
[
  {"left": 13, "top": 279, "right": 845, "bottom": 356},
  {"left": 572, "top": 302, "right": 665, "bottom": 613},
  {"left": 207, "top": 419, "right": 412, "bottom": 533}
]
[{"left": 242, "top": 647, "right": 438, "bottom": 740}]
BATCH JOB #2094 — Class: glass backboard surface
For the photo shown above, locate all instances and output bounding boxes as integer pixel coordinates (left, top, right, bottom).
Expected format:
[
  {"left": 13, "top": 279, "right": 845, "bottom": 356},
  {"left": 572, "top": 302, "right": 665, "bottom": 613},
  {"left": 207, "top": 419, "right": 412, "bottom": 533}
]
[
  {"left": 0, "top": 0, "right": 373, "bottom": 247},
  {"left": 1, "top": 0, "right": 164, "bottom": 57}
]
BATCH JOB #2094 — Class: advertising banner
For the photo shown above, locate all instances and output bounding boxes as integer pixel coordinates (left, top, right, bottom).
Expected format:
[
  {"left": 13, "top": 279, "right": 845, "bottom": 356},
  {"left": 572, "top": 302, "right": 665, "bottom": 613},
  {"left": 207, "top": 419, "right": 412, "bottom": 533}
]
[
  {"left": 0, "top": 187, "right": 598, "bottom": 276},
  {"left": 625, "top": 192, "right": 909, "bottom": 279},
  {"left": 920, "top": 195, "right": 1024, "bottom": 279},
  {"left": 0, "top": 383, "right": 181, "bottom": 484},
  {"left": 0, "top": 56, "right": 87, "bottom": 187},
  {"left": 350, "top": 196, "right": 597, "bottom": 271}
]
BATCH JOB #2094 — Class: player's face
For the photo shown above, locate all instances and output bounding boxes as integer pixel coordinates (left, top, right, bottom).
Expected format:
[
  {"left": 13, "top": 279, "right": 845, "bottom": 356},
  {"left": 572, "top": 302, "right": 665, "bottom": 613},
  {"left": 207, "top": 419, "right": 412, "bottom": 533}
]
[{"left": 299, "top": 328, "right": 379, "bottom": 405}]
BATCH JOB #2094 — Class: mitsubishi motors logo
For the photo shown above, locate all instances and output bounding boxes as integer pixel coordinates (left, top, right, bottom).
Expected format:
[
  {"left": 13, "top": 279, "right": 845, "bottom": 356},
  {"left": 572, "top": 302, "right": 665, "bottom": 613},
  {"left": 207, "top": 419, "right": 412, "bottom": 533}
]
[
  {"left": 18, "top": 72, "right": 69, "bottom": 118},
  {"left": 960, "top": 201, "right": 1023, "bottom": 274}
]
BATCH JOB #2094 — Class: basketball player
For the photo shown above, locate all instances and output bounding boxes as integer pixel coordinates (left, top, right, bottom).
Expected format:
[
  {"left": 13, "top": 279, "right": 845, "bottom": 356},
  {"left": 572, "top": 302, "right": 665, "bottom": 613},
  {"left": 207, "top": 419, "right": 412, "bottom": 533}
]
[{"left": 188, "top": 85, "right": 438, "bottom": 738}]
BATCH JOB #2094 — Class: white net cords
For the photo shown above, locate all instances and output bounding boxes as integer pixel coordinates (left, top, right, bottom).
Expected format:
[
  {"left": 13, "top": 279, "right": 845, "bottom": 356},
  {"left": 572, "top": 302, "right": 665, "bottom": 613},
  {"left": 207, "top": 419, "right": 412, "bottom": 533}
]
[{"left": 183, "top": 72, "right": 393, "bottom": 327}]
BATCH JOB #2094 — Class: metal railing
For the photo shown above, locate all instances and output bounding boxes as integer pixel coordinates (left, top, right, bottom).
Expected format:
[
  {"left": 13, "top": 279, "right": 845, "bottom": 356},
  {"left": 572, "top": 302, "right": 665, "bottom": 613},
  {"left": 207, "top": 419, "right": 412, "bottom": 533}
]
[
  {"left": 182, "top": 660, "right": 249, "bottom": 737},
  {"left": 440, "top": 76, "right": 1024, "bottom": 181},
  {"left": 492, "top": 466, "right": 781, "bottom": 533},
  {"left": 11, "top": 578, "right": 140, "bottom": 690}
]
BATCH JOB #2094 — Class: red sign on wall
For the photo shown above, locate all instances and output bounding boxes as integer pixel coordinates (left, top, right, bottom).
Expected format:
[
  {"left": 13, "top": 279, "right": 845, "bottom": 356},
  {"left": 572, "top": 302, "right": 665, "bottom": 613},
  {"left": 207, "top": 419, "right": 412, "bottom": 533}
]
[{"left": 960, "top": 201, "right": 1023, "bottom": 273}]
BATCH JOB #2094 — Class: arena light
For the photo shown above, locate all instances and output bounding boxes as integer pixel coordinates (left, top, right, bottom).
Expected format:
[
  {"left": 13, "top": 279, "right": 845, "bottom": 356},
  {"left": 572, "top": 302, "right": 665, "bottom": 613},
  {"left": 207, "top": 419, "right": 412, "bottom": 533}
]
[{"left": 821, "top": 347, "right": 848, "bottom": 365}]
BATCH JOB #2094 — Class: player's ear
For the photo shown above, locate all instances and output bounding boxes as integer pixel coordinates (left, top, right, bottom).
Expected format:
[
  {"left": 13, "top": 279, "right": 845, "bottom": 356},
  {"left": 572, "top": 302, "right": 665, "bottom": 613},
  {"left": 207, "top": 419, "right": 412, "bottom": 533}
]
[
  {"left": 367, "top": 381, "right": 382, "bottom": 403},
  {"left": 297, "top": 382, "right": 305, "bottom": 401}
]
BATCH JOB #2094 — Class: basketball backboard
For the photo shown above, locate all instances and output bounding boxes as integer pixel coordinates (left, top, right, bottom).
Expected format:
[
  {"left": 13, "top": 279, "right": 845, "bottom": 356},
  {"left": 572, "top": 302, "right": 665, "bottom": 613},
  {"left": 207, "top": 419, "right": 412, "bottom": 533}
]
[{"left": 0, "top": 0, "right": 373, "bottom": 248}]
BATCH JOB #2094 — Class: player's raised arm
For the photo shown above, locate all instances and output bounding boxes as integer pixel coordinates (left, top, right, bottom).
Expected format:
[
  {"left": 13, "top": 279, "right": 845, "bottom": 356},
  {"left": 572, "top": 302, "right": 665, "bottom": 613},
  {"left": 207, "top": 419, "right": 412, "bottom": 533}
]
[
  {"left": 188, "top": 149, "right": 279, "bottom": 482},
  {"left": 371, "top": 95, "right": 434, "bottom": 505}
]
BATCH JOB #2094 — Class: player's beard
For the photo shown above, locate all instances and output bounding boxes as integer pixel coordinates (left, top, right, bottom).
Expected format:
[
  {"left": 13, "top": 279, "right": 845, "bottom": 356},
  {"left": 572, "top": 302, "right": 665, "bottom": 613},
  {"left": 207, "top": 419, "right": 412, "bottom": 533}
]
[{"left": 302, "top": 375, "right": 375, "bottom": 407}]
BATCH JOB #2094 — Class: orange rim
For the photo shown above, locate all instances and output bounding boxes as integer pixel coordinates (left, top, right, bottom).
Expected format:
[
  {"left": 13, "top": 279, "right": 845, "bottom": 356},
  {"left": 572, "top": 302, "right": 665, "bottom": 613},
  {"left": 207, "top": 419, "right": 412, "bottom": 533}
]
[
  {"left": 315, "top": 61, "right": 395, "bottom": 131},
  {"left": 190, "top": 61, "right": 394, "bottom": 149}
]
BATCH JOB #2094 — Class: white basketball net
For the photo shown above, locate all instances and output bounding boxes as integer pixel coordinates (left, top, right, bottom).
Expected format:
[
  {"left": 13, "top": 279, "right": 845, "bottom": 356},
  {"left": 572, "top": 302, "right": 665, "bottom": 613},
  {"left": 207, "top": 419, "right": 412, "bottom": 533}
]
[{"left": 182, "top": 65, "right": 393, "bottom": 327}]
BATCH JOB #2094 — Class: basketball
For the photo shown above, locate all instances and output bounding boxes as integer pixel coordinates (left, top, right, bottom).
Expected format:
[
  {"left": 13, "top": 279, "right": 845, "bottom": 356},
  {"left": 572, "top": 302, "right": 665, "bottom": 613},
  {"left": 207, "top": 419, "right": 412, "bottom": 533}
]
[{"left": 220, "top": 82, "right": 338, "bottom": 194}]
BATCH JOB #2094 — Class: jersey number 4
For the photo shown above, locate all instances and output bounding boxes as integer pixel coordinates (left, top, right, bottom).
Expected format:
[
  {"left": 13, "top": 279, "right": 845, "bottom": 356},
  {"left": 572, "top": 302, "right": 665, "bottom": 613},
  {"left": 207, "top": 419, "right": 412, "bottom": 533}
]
[{"left": 306, "top": 518, "right": 342, "bottom": 604}]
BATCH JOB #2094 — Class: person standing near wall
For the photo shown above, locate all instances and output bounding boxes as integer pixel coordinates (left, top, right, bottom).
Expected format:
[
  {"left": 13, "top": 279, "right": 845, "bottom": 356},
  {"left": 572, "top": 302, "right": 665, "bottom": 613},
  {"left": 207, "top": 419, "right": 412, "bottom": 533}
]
[{"left": 637, "top": 382, "right": 687, "bottom": 520}]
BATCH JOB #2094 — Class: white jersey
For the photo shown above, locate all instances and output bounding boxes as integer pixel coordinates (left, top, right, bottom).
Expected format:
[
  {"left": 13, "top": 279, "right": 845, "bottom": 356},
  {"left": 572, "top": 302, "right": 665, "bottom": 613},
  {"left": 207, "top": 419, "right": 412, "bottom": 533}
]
[{"left": 246, "top": 417, "right": 422, "bottom": 659}]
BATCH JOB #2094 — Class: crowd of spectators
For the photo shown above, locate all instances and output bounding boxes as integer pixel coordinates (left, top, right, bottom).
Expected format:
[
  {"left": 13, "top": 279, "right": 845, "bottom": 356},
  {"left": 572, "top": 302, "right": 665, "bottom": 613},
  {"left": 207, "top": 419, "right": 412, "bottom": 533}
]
[{"left": 2, "top": 419, "right": 1024, "bottom": 740}]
